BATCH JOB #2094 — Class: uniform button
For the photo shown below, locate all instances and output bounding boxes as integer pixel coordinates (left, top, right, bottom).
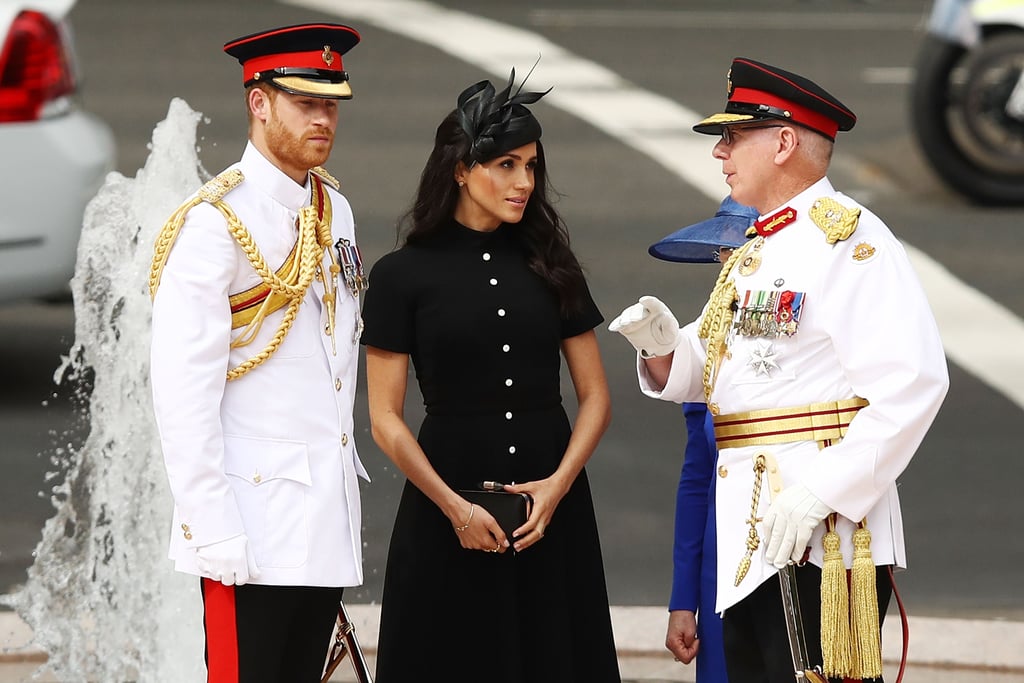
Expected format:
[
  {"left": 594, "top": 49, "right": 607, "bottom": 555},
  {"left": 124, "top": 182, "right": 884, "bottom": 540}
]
[
  {"left": 253, "top": 471, "right": 262, "bottom": 484},
  {"left": 181, "top": 523, "right": 193, "bottom": 541},
  {"left": 505, "top": 379, "right": 513, "bottom": 387},
  {"left": 335, "top": 378, "right": 343, "bottom": 391},
  {"left": 502, "top": 344, "right": 510, "bottom": 352},
  {"left": 489, "top": 278, "right": 498, "bottom": 285},
  {"left": 508, "top": 446, "right": 516, "bottom": 454},
  {"left": 718, "top": 466, "right": 728, "bottom": 478},
  {"left": 341, "top": 433, "right": 349, "bottom": 446},
  {"left": 482, "top": 252, "right": 491, "bottom": 261},
  {"left": 497, "top": 308, "right": 506, "bottom": 317},
  {"left": 505, "top": 411, "right": 513, "bottom": 420}
]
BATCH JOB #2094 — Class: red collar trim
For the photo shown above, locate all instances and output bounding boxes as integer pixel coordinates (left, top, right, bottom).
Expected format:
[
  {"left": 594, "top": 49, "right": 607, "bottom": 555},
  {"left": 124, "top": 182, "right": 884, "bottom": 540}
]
[{"left": 753, "top": 207, "right": 797, "bottom": 237}]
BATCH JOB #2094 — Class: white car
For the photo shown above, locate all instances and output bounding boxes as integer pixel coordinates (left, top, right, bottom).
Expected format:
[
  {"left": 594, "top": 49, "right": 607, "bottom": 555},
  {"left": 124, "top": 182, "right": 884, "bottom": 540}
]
[{"left": 0, "top": 0, "right": 114, "bottom": 302}]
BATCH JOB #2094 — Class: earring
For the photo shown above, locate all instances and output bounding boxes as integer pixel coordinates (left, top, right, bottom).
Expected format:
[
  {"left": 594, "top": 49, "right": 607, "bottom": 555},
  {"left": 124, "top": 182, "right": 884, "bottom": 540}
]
[{"left": 458, "top": 181, "right": 465, "bottom": 187}]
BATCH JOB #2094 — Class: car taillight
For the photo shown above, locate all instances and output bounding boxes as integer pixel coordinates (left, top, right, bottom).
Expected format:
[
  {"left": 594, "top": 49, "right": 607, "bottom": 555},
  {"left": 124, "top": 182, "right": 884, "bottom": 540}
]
[{"left": 0, "top": 10, "right": 76, "bottom": 123}]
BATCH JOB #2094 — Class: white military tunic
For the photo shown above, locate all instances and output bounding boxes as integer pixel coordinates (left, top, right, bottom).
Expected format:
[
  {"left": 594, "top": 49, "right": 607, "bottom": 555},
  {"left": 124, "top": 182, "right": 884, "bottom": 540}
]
[
  {"left": 639, "top": 177, "right": 949, "bottom": 612},
  {"left": 151, "top": 142, "right": 368, "bottom": 588}
]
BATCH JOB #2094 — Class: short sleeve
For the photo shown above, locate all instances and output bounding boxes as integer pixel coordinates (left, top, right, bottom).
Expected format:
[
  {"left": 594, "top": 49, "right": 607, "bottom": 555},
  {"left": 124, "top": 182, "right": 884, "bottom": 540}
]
[
  {"left": 560, "top": 278, "right": 604, "bottom": 339},
  {"left": 360, "top": 250, "right": 415, "bottom": 353}
]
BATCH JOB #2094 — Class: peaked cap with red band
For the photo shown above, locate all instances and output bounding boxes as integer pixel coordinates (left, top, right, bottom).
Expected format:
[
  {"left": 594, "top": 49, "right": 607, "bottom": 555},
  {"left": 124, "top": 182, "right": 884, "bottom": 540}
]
[
  {"left": 223, "top": 23, "right": 360, "bottom": 100},
  {"left": 693, "top": 57, "right": 856, "bottom": 141}
]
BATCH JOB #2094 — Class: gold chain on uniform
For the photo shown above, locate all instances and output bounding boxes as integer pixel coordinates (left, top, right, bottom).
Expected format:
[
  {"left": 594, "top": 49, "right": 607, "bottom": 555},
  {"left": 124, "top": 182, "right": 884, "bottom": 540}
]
[
  {"left": 696, "top": 237, "right": 759, "bottom": 414},
  {"left": 149, "top": 170, "right": 335, "bottom": 381},
  {"left": 733, "top": 451, "right": 767, "bottom": 586}
]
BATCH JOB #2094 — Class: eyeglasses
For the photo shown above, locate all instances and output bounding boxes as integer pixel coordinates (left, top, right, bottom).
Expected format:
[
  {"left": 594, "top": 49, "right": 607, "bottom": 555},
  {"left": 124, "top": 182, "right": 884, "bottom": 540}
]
[{"left": 719, "top": 124, "right": 784, "bottom": 146}]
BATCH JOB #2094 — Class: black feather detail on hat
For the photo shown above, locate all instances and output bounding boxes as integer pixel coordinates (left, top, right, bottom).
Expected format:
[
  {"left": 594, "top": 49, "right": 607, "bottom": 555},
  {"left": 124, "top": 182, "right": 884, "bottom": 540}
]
[{"left": 456, "top": 68, "right": 549, "bottom": 163}]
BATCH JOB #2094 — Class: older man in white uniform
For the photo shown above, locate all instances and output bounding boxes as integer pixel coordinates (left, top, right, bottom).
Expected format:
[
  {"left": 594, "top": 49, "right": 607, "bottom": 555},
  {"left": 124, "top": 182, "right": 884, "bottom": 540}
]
[
  {"left": 149, "top": 23, "right": 368, "bottom": 683},
  {"left": 611, "top": 57, "right": 948, "bottom": 683}
]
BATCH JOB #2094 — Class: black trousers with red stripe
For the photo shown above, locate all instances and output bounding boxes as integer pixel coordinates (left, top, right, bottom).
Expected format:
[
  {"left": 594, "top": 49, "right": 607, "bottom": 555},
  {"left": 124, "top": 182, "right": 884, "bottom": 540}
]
[
  {"left": 200, "top": 579, "right": 343, "bottom": 683},
  {"left": 722, "top": 564, "right": 893, "bottom": 683}
]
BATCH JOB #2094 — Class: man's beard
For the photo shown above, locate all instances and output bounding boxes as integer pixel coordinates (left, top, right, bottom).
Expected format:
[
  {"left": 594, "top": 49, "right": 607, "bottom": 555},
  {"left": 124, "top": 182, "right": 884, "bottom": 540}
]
[{"left": 265, "top": 113, "right": 333, "bottom": 171}]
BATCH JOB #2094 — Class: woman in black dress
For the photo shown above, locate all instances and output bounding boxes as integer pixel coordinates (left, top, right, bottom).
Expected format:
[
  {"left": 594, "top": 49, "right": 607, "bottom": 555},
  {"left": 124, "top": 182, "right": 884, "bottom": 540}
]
[{"left": 360, "top": 71, "right": 621, "bottom": 682}]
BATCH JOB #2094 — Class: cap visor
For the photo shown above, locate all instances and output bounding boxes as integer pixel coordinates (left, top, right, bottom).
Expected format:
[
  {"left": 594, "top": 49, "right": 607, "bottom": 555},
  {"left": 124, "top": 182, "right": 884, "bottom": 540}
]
[
  {"left": 692, "top": 112, "right": 760, "bottom": 135},
  {"left": 272, "top": 76, "right": 353, "bottom": 99}
]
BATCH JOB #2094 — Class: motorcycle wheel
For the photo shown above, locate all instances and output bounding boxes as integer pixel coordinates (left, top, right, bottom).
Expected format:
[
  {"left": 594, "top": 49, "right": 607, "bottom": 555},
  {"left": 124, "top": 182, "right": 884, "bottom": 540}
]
[{"left": 910, "top": 32, "right": 1024, "bottom": 205}]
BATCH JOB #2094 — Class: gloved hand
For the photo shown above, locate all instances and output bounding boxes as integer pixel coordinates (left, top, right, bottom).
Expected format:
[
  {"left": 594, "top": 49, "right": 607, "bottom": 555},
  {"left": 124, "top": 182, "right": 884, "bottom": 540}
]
[
  {"left": 195, "top": 534, "right": 261, "bottom": 586},
  {"left": 608, "top": 296, "right": 681, "bottom": 358},
  {"left": 762, "top": 484, "right": 832, "bottom": 568}
]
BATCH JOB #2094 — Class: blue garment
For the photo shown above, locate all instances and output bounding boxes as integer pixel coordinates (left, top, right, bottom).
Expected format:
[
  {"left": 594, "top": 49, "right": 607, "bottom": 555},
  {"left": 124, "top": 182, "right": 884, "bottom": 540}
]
[{"left": 670, "top": 403, "right": 728, "bottom": 683}]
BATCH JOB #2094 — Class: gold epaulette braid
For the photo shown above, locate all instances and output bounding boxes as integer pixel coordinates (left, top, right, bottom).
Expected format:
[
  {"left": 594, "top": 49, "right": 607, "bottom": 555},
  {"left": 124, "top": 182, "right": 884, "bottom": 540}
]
[
  {"left": 696, "top": 240, "right": 755, "bottom": 413},
  {"left": 810, "top": 197, "right": 860, "bottom": 245},
  {"left": 149, "top": 169, "right": 332, "bottom": 382},
  {"left": 311, "top": 165, "right": 341, "bottom": 190},
  {"left": 149, "top": 170, "right": 244, "bottom": 300}
]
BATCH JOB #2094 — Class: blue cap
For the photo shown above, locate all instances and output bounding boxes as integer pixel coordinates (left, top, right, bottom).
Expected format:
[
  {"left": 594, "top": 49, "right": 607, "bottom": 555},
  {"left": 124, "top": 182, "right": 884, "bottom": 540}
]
[{"left": 648, "top": 196, "right": 758, "bottom": 264}]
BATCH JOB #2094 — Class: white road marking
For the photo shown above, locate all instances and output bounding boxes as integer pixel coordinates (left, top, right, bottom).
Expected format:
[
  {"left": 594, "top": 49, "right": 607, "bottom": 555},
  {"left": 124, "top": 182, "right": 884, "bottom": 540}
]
[
  {"left": 526, "top": 9, "right": 927, "bottom": 31},
  {"left": 286, "top": 0, "right": 1024, "bottom": 409}
]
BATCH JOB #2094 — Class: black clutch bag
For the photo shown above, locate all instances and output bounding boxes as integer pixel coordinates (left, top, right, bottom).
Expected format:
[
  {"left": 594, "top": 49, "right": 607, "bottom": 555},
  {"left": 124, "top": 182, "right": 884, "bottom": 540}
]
[{"left": 458, "top": 489, "right": 532, "bottom": 541}]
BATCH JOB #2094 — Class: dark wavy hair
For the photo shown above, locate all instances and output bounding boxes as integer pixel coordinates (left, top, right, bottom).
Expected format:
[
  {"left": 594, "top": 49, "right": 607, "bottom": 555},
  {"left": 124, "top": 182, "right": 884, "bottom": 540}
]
[{"left": 397, "top": 110, "right": 588, "bottom": 316}]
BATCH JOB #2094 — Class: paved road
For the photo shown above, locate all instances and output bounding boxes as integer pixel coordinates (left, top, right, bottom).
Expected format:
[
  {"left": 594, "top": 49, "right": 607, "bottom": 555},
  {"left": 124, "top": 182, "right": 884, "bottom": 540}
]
[{"left": 2, "top": 0, "right": 1022, "bottom": 631}]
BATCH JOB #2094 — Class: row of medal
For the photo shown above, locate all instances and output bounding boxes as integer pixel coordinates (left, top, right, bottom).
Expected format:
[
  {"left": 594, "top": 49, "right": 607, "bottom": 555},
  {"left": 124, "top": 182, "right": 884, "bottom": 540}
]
[
  {"left": 733, "top": 288, "right": 805, "bottom": 338},
  {"left": 334, "top": 237, "right": 368, "bottom": 299}
]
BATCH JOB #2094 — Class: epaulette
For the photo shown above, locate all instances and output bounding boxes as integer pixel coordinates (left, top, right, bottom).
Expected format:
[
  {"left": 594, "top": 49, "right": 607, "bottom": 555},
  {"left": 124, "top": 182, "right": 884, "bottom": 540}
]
[
  {"left": 198, "top": 169, "right": 244, "bottom": 203},
  {"left": 810, "top": 197, "right": 860, "bottom": 244},
  {"left": 150, "top": 169, "right": 243, "bottom": 301},
  {"left": 311, "top": 166, "right": 341, "bottom": 190}
]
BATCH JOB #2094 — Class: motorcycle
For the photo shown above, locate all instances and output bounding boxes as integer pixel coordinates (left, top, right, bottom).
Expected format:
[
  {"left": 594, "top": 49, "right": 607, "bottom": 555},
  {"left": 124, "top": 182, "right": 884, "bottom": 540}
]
[{"left": 910, "top": 0, "right": 1024, "bottom": 204}]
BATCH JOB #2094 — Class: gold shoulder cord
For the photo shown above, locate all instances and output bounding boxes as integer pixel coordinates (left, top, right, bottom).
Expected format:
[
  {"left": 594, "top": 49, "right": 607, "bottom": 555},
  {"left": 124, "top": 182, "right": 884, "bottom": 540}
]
[
  {"left": 149, "top": 169, "right": 335, "bottom": 381},
  {"left": 310, "top": 165, "right": 341, "bottom": 190},
  {"left": 810, "top": 197, "right": 860, "bottom": 244},
  {"left": 696, "top": 238, "right": 757, "bottom": 414},
  {"left": 149, "top": 169, "right": 245, "bottom": 299}
]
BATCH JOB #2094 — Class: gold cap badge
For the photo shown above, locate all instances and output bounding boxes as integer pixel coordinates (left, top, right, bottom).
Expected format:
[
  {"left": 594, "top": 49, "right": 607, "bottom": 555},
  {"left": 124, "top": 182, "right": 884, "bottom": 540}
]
[{"left": 322, "top": 45, "right": 334, "bottom": 66}]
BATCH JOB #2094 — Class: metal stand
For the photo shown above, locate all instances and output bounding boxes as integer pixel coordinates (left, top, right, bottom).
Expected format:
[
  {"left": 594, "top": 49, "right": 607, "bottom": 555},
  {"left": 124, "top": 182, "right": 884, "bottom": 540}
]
[{"left": 321, "top": 601, "right": 373, "bottom": 683}]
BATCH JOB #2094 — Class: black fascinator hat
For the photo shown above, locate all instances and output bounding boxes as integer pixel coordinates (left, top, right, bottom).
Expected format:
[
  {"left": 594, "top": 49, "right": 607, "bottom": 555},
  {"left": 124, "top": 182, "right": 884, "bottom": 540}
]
[{"left": 456, "top": 68, "right": 549, "bottom": 163}]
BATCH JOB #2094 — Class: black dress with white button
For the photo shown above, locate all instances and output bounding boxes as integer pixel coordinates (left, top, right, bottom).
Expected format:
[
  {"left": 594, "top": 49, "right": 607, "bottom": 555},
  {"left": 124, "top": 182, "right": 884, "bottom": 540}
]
[{"left": 361, "top": 220, "right": 620, "bottom": 682}]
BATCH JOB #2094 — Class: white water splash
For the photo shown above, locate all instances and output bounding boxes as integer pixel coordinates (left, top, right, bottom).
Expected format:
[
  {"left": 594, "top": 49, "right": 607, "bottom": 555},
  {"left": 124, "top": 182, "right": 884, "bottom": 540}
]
[{"left": 3, "top": 98, "right": 208, "bottom": 681}]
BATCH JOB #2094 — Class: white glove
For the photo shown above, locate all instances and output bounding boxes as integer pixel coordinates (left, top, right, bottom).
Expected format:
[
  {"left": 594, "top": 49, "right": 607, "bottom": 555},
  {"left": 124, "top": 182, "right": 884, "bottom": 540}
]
[
  {"left": 195, "top": 534, "right": 261, "bottom": 586},
  {"left": 608, "top": 295, "right": 681, "bottom": 358},
  {"left": 762, "top": 484, "right": 832, "bottom": 569}
]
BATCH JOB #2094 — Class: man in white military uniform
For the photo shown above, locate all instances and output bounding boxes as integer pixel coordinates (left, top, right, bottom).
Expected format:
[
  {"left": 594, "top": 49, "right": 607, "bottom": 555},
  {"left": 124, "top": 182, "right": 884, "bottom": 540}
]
[
  {"left": 611, "top": 58, "right": 948, "bottom": 683},
  {"left": 149, "top": 23, "right": 369, "bottom": 683}
]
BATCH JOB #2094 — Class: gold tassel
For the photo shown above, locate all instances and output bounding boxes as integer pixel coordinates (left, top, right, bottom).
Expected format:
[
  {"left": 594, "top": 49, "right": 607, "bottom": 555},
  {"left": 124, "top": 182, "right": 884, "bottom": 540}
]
[
  {"left": 849, "top": 522, "right": 883, "bottom": 679},
  {"left": 820, "top": 515, "right": 852, "bottom": 678}
]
